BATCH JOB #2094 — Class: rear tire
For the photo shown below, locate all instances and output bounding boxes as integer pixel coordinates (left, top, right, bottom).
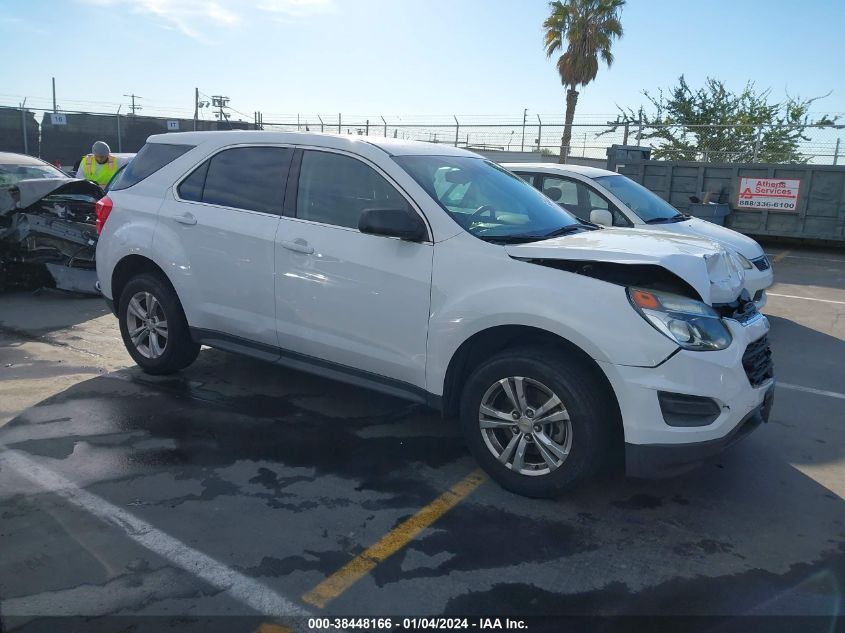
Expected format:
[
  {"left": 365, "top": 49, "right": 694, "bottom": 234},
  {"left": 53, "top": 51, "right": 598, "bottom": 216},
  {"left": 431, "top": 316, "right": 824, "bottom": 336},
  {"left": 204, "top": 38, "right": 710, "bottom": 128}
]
[
  {"left": 118, "top": 273, "right": 199, "bottom": 375},
  {"left": 458, "top": 347, "right": 616, "bottom": 498}
]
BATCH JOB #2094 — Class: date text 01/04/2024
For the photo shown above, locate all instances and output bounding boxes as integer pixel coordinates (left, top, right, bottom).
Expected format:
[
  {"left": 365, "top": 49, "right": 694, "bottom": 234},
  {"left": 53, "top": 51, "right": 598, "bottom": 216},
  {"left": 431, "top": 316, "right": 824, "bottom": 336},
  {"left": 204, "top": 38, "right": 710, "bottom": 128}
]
[{"left": 306, "top": 617, "right": 528, "bottom": 630}]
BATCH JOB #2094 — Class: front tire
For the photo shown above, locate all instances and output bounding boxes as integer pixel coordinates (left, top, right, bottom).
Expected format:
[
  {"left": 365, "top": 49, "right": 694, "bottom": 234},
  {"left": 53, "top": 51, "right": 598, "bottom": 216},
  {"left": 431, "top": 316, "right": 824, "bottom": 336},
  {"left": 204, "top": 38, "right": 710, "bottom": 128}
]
[
  {"left": 118, "top": 273, "right": 200, "bottom": 375},
  {"left": 459, "top": 347, "right": 616, "bottom": 498}
]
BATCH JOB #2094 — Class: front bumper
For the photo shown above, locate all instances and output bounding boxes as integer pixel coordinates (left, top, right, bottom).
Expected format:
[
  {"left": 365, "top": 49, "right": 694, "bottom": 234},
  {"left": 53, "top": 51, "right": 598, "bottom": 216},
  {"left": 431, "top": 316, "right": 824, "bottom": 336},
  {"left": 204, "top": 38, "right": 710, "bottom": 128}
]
[
  {"left": 598, "top": 314, "right": 774, "bottom": 477},
  {"left": 625, "top": 385, "right": 773, "bottom": 477}
]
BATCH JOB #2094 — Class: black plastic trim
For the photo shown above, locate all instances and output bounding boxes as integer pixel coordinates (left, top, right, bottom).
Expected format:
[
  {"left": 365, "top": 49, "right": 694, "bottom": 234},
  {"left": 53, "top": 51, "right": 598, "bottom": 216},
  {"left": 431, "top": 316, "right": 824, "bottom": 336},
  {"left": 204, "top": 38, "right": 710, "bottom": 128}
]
[
  {"left": 189, "top": 327, "right": 435, "bottom": 408},
  {"left": 657, "top": 391, "right": 721, "bottom": 427},
  {"left": 104, "top": 297, "right": 116, "bottom": 317},
  {"left": 625, "top": 386, "right": 773, "bottom": 479}
]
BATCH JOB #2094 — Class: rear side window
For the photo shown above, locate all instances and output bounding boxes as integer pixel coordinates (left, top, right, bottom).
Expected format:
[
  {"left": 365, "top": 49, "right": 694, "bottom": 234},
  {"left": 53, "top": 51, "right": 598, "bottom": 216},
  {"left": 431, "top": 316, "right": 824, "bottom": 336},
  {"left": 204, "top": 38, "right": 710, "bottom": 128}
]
[
  {"left": 515, "top": 173, "right": 535, "bottom": 186},
  {"left": 110, "top": 143, "right": 193, "bottom": 191},
  {"left": 178, "top": 147, "right": 292, "bottom": 214}
]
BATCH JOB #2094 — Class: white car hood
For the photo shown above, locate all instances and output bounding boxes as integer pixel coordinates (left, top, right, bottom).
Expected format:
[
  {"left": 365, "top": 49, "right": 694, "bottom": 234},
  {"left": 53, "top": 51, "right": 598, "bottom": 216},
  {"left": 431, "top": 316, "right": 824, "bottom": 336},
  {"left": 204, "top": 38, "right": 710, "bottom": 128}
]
[
  {"left": 504, "top": 227, "right": 746, "bottom": 304},
  {"left": 655, "top": 217, "right": 765, "bottom": 259}
]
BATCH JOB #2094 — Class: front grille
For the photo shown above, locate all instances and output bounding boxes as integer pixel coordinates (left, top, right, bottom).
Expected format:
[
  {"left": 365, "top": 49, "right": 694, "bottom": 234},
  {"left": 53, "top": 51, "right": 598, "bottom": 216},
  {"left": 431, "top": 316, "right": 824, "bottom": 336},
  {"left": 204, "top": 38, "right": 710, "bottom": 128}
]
[
  {"left": 743, "top": 335, "right": 774, "bottom": 387},
  {"left": 752, "top": 256, "right": 771, "bottom": 271}
]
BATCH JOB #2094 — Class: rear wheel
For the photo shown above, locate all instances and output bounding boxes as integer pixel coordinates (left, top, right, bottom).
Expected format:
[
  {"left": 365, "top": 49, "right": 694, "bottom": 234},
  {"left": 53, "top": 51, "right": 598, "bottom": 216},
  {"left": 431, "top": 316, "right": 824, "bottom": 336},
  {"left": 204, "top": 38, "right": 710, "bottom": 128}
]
[
  {"left": 459, "top": 347, "right": 615, "bottom": 497},
  {"left": 118, "top": 274, "right": 199, "bottom": 374}
]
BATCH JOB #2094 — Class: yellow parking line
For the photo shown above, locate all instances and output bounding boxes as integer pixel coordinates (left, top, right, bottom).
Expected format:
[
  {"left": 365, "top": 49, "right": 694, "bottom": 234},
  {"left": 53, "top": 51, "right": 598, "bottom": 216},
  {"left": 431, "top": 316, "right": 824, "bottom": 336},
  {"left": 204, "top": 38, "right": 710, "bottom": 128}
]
[
  {"left": 772, "top": 250, "right": 791, "bottom": 264},
  {"left": 301, "top": 469, "right": 488, "bottom": 608}
]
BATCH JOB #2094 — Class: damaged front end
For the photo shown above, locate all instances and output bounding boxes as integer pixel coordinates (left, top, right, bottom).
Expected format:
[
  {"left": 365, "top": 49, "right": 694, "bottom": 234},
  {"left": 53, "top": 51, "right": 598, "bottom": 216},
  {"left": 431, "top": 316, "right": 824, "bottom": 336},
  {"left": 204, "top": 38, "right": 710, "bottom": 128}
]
[{"left": 0, "top": 179, "right": 103, "bottom": 294}]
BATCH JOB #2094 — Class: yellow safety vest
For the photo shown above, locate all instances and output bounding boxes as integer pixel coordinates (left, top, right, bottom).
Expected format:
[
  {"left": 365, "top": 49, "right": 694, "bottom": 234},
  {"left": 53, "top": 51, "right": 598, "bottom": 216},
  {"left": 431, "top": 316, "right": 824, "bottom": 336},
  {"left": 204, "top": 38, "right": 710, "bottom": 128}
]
[{"left": 81, "top": 154, "right": 118, "bottom": 186}]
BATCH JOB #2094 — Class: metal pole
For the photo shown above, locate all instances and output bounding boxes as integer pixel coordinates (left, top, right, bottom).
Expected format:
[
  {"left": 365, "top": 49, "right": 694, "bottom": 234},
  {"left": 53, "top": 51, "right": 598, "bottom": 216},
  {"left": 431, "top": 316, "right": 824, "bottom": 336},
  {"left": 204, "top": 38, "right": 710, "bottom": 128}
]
[
  {"left": 365, "top": 119, "right": 369, "bottom": 136},
  {"left": 117, "top": 105, "right": 122, "bottom": 152},
  {"left": 521, "top": 108, "right": 527, "bottom": 152},
  {"left": 52, "top": 77, "right": 57, "bottom": 113},
  {"left": 636, "top": 113, "right": 643, "bottom": 145},
  {"left": 318, "top": 115, "right": 324, "bottom": 133},
  {"left": 338, "top": 113, "right": 341, "bottom": 133},
  {"left": 381, "top": 116, "right": 387, "bottom": 137},
  {"left": 537, "top": 114, "right": 542, "bottom": 152},
  {"left": 834, "top": 138, "right": 841, "bottom": 166},
  {"left": 753, "top": 125, "right": 763, "bottom": 162},
  {"left": 297, "top": 114, "right": 300, "bottom": 131},
  {"left": 20, "top": 99, "right": 28, "bottom": 155},
  {"left": 194, "top": 87, "right": 198, "bottom": 131},
  {"left": 454, "top": 115, "right": 459, "bottom": 147}
]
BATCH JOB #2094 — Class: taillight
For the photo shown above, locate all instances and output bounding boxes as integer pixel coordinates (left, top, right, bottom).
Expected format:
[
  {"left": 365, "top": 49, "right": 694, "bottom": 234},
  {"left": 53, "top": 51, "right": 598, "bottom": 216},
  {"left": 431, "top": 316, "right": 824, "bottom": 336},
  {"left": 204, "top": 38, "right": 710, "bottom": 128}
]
[{"left": 95, "top": 196, "right": 113, "bottom": 235}]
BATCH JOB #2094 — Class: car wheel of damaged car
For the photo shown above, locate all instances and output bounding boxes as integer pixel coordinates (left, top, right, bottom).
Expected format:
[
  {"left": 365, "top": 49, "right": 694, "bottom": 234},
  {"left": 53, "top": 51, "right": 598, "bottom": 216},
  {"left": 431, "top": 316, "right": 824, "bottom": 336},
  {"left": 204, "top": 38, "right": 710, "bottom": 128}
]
[
  {"left": 459, "top": 347, "right": 615, "bottom": 497},
  {"left": 118, "top": 273, "right": 199, "bottom": 374}
]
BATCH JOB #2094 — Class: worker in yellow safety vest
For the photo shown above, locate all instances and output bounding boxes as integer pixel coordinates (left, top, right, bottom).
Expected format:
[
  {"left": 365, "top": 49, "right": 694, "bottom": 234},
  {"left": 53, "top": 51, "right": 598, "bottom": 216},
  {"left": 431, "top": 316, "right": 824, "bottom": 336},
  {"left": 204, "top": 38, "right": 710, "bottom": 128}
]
[{"left": 76, "top": 141, "right": 119, "bottom": 187}]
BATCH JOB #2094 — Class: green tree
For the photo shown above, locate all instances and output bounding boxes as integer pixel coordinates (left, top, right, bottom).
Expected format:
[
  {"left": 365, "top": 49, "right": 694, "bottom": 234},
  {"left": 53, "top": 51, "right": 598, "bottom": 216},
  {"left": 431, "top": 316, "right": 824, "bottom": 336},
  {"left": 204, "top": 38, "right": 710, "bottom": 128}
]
[
  {"left": 610, "top": 76, "right": 837, "bottom": 163},
  {"left": 543, "top": 0, "right": 624, "bottom": 163}
]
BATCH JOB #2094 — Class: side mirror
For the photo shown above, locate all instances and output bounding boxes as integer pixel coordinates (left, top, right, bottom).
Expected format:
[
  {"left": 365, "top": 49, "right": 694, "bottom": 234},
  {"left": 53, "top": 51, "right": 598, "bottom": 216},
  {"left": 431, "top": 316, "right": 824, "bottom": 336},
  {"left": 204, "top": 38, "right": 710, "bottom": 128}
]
[
  {"left": 359, "top": 208, "right": 427, "bottom": 242},
  {"left": 590, "top": 208, "right": 613, "bottom": 227}
]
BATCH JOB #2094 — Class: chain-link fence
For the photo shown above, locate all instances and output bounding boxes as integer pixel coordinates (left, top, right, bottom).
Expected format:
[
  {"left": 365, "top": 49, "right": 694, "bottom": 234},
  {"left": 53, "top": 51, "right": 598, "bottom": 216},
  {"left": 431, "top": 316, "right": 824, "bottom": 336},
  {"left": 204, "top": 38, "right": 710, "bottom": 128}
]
[{"left": 1, "top": 104, "right": 843, "bottom": 166}]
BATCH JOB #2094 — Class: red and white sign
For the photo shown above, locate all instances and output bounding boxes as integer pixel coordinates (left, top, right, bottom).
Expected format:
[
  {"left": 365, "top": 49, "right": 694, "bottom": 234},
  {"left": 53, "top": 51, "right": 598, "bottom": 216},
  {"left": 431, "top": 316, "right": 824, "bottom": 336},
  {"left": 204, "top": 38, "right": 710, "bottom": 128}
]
[{"left": 737, "top": 177, "right": 801, "bottom": 211}]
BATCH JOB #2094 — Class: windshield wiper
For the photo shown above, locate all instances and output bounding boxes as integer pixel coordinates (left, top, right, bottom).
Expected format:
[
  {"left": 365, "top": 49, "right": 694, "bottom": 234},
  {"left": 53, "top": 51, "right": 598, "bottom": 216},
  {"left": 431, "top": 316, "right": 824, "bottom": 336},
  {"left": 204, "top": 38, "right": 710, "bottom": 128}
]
[
  {"left": 478, "top": 224, "right": 593, "bottom": 244},
  {"left": 541, "top": 224, "right": 593, "bottom": 238},
  {"left": 645, "top": 213, "right": 689, "bottom": 224}
]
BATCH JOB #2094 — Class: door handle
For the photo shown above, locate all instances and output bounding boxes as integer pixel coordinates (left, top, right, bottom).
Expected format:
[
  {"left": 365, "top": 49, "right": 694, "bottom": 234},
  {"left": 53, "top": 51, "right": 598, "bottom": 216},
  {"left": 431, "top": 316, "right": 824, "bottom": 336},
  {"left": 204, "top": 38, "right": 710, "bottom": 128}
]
[
  {"left": 173, "top": 212, "right": 197, "bottom": 225},
  {"left": 280, "top": 239, "right": 314, "bottom": 255}
]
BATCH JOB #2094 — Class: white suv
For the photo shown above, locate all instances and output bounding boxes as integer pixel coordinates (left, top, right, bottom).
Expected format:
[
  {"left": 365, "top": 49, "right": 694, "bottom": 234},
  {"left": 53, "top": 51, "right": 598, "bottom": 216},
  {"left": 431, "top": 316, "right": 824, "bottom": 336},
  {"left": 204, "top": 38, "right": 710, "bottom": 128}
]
[{"left": 96, "top": 132, "right": 774, "bottom": 497}]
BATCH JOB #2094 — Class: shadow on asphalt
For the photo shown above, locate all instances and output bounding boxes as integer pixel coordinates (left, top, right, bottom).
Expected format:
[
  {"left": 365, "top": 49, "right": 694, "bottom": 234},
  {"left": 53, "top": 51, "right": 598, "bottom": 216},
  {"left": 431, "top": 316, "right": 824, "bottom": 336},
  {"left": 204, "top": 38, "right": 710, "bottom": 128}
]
[{"left": 0, "top": 346, "right": 843, "bottom": 619}]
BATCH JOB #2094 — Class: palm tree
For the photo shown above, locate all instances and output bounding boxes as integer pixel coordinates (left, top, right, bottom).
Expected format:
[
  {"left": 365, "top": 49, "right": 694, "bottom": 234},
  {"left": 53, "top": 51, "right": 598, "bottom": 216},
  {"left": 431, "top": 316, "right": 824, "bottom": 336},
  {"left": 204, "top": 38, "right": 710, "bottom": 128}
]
[{"left": 543, "top": 0, "right": 624, "bottom": 163}]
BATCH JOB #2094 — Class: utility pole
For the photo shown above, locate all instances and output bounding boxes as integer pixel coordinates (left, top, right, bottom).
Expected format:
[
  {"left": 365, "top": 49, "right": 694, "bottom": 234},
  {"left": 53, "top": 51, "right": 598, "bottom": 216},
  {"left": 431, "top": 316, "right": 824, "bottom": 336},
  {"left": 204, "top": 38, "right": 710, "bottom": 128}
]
[
  {"left": 52, "top": 77, "right": 57, "bottom": 113},
  {"left": 124, "top": 93, "right": 143, "bottom": 115},
  {"left": 194, "top": 87, "right": 199, "bottom": 131},
  {"left": 521, "top": 108, "right": 527, "bottom": 152},
  {"left": 211, "top": 95, "right": 230, "bottom": 121}
]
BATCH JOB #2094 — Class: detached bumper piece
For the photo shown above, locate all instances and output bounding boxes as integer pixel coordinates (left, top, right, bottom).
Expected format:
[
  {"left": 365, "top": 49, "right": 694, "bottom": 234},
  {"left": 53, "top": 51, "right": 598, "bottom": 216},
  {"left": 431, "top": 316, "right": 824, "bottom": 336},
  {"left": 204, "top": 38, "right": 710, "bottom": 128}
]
[{"left": 626, "top": 387, "right": 774, "bottom": 478}]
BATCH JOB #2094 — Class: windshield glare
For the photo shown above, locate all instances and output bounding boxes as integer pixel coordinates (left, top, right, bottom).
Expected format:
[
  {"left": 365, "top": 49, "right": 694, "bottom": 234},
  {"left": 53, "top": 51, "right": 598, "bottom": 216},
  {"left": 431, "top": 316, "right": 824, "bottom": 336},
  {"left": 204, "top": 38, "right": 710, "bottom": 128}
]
[
  {"left": 0, "top": 163, "right": 67, "bottom": 187},
  {"left": 594, "top": 174, "right": 681, "bottom": 222},
  {"left": 394, "top": 155, "right": 580, "bottom": 239}
]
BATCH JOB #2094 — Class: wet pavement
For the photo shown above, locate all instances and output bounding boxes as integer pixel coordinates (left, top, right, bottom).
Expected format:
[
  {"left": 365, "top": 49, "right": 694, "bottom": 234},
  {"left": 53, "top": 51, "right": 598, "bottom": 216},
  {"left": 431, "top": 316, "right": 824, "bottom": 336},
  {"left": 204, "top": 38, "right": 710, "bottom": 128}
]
[{"left": 0, "top": 247, "right": 843, "bottom": 630}]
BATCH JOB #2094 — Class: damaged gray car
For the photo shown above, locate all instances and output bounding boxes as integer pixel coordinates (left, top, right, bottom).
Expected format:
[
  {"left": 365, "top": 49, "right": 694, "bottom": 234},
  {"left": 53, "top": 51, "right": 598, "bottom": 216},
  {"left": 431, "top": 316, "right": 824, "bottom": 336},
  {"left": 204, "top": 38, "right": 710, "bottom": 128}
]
[{"left": 0, "top": 152, "right": 104, "bottom": 294}]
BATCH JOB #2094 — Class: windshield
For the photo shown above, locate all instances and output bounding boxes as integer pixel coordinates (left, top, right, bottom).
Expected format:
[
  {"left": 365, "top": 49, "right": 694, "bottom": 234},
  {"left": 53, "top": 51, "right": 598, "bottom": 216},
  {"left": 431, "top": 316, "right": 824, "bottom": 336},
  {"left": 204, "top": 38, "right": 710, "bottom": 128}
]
[
  {"left": 0, "top": 162, "right": 67, "bottom": 187},
  {"left": 394, "top": 155, "right": 583, "bottom": 242},
  {"left": 594, "top": 174, "right": 685, "bottom": 223}
]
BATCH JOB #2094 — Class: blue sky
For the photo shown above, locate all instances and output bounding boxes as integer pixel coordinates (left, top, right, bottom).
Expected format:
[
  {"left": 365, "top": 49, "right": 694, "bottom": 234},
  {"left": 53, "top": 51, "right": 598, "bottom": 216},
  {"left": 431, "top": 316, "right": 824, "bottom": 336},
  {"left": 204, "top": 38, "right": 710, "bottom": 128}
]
[{"left": 2, "top": 0, "right": 843, "bottom": 123}]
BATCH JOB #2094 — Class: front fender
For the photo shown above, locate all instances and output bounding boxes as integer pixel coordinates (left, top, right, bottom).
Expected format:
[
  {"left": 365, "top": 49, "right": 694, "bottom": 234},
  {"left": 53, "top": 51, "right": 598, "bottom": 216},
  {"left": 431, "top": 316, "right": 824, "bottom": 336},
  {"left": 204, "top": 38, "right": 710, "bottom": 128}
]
[{"left": 426, "top": 235, "right": 678, "bottom": 396}]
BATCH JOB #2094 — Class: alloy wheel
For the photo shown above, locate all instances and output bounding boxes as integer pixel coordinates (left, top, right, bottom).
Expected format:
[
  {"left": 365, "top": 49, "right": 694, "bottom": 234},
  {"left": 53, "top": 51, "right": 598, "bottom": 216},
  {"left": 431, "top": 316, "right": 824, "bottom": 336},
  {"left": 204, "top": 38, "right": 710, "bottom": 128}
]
[
  {"left": 478, "top": 376, "right": 572, "bottom": 476},
  {"left": 125, "top": 291, "right": 168, "bottom": 359}
]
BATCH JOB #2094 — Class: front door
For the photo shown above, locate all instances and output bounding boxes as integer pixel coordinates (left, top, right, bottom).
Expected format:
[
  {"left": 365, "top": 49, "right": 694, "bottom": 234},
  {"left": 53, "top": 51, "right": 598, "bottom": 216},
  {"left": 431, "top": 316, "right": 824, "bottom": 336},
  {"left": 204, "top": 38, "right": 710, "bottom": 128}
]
[{"left": 274, "top": 149, "right": 433, "bottom": 391}]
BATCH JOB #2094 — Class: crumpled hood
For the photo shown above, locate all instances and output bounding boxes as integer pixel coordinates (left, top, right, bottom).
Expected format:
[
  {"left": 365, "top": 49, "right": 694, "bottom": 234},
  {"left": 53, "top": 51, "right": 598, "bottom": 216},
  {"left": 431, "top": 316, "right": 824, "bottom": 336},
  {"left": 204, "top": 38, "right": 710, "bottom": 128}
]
[
  {"left": 0, "top": 178, "right": 104, "bottom": 215},
  {"left": 504, "top": 227, "right": 746, "bottom": 304},
  {"left": 656, "top": 217, "right": 765, "bottom": 260}
]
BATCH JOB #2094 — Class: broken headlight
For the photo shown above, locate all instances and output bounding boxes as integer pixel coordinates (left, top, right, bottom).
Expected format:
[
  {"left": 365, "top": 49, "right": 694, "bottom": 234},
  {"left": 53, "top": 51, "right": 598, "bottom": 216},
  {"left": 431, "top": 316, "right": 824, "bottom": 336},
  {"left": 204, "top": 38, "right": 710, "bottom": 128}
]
[{"left": 627, "top": 288, "right": 732, "bottom": 351}]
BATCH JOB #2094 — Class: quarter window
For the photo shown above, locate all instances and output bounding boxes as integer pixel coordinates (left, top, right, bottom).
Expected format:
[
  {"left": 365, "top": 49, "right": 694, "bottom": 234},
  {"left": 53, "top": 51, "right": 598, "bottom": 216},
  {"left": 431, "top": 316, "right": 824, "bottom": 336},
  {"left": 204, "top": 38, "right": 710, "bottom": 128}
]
[
  {"left": 296, "top": 151, "right": 411, "bottom": 229},
  {"left": 178, "top": 147, "right": 292, "bottom": 214},
  {"left": 110, "top": 142, "right": 194, "bottom": 191}
]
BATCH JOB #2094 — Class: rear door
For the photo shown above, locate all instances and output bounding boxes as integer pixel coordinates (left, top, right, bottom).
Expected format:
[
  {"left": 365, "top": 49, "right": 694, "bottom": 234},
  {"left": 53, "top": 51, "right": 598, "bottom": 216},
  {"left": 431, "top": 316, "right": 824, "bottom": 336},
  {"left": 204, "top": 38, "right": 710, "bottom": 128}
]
[{"left": 156, "top": 145, "right": 293, "bottom": 349}]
